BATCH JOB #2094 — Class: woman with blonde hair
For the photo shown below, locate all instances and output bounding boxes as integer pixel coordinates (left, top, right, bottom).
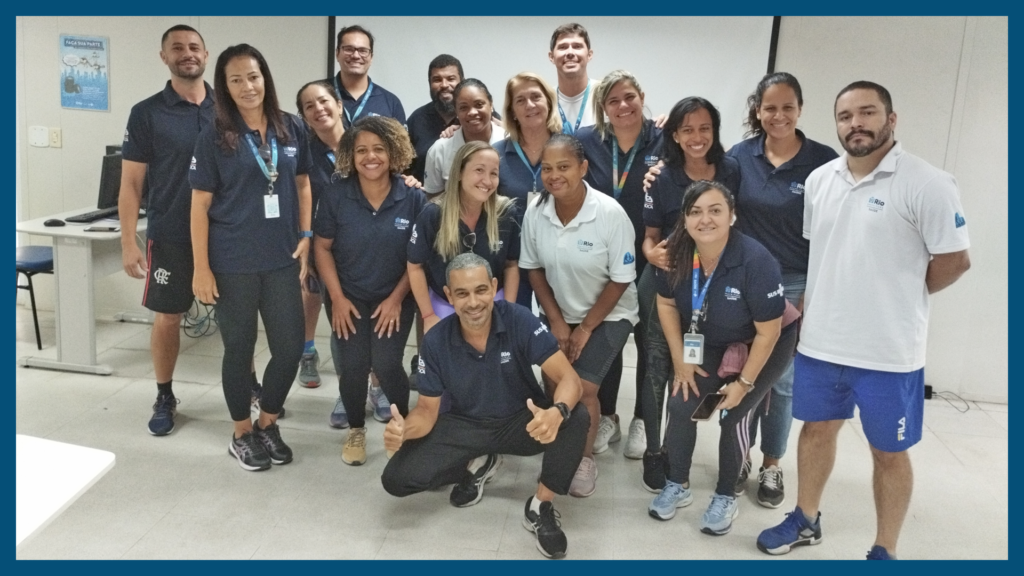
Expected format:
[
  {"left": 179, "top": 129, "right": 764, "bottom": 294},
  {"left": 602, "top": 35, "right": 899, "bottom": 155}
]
[{"left": 408, "top": 140, "right": 521, "bottom": 333}]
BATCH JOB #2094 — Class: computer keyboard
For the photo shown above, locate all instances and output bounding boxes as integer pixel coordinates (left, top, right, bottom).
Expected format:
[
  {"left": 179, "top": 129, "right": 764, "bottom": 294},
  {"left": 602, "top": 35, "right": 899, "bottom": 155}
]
[{"left": 65, "top": 207, "right": 146, "bottom": 223}]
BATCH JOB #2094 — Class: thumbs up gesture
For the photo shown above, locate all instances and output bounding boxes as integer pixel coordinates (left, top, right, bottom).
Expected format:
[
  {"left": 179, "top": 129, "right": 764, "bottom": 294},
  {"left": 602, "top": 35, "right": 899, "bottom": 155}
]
[
  {"left": 383, "top": 404, "right": 406, "bottom": 452},
  {"left": 525, "top": 399, "right": 559, "bottom": 445}
]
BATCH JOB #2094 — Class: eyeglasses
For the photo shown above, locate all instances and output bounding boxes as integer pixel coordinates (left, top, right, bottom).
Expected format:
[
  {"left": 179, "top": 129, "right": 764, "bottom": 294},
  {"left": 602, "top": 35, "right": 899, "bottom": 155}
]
[
  {"left": 462, "top": 232, "right": 477, "bottom": 251},
  {"left": 340, "top": 45, "right": 371, "bottom": 57}
]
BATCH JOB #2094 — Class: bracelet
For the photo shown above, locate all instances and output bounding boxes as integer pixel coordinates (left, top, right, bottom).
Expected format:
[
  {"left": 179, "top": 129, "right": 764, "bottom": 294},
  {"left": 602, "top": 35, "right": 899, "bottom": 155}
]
[
  {"left": 737, "top": 375, "right": 755, "bottom": 391},
  {"left": 578, "top": 324, "right": 591, "bottom": 335}
]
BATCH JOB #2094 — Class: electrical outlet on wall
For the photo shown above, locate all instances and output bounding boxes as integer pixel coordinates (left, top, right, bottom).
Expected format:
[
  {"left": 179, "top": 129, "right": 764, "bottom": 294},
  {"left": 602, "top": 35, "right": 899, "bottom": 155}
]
[
  {"left": 49, "top": 128, "right": 62, "bottom": 148},
  {"left": 28, "top": 126, "right": 49, "bottom": 147}
]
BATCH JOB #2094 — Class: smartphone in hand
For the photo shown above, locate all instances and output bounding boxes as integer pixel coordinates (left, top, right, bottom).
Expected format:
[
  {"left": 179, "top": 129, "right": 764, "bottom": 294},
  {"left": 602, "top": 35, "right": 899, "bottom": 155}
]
[{"left": 690, "top": 392, "right": 725, "bottom": 421}]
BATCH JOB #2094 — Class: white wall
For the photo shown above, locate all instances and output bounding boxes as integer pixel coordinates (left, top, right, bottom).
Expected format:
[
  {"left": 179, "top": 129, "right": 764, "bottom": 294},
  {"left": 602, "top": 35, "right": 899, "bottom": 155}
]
[
  {"left": 17, "top": 16, "right": 1007, "bottom": 402},
  {"left": 775, "top": 16, "right": 1008, "bottom": 402},
  {"left": 16, "top": 16, "right": 327, "bottom": 320}
]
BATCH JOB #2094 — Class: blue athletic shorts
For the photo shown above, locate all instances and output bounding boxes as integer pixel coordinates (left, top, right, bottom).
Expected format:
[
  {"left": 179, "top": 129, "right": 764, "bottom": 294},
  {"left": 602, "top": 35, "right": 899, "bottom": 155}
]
[{"left": 792, "top": 353, "right": 924, "bottom": 452}]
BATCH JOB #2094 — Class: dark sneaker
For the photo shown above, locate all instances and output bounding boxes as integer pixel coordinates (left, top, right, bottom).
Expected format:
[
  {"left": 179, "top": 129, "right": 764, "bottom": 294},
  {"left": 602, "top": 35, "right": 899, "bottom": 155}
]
[
  {"left": 735, "top": 455, "right": 753, "bottom": 496},
  {"left": 148, "top": 393, "right": 179, "bottom": 436},
  {"left": 522, "top": 497, "right": 567, "bottom": 559},
  {"left": 757, "top": 506, "right": 822, "bottom": 555},
  {"left": 450, "top": 454, "right": 502, "bottom": 507},
  {"left": 250, "top": 381, "right": 286, "bottom": 419},
  {"left": 757, "top": 465, "right": 785, "bottom": 508},
  {"left": 297, "top": 351, "right": 321, "bottom": 388},
  {"left": 642, "top": 449, "right": 668, "bottom": 493},
  {"left": 866, "top": 545, "right": 895, "bottom": 560},
  {"left": 228, "top": 431, "right": 271, "bottom": 471},
  {"left": 254, "top": 421, "right": 293, "bottom": 465}
]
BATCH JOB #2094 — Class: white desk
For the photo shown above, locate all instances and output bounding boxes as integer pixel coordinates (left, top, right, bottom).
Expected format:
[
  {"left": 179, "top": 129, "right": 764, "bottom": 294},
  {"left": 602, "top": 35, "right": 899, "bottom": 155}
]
[
  {"left": 16, "top": 434, "right": 116, "bottom": 552},
  {"left": 16, "top": 207, "right": 147, "bottom": 375}
]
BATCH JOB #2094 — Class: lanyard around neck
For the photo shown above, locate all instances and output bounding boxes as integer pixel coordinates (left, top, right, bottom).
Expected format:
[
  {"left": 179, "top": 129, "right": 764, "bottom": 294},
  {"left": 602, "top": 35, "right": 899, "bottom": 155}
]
[
  {"left": 611, "top": 133, "right": 639, "bottom": 200},
  {"left": 243, "top": 133, "right": 278, "bottom": 194},
  {"left": 512, "top": 141, "right": 542, "bottom": 192},
  {"left": 558, "top": 83, "right": 590, "bottom": 135},
  {"left": 334, "top": 75, "right": 374, "bottom": 125},
  {"left": 690, "top": 248, "right": 723, "bottom": 333}
]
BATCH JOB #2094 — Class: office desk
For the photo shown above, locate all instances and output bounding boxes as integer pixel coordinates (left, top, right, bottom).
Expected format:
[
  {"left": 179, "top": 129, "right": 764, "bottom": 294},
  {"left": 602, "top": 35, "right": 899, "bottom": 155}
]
[
  {"left": 16, "top": 434, "right": 116, "bottom": 551},
  {"left": 16, "top": 207, "right": 147, "bottom": 375}
]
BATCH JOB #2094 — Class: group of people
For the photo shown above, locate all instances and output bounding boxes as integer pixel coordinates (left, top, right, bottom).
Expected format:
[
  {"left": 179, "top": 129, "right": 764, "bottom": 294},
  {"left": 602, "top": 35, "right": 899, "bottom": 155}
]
[{"left": 117, "top": 21, "right": 971, "bottom": 560}]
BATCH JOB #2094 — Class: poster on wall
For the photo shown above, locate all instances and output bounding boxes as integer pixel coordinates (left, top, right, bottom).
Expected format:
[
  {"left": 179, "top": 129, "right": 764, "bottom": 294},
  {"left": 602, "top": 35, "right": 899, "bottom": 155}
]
[{"left": 59, "top": 34, "right": 109, "bottom": 111}]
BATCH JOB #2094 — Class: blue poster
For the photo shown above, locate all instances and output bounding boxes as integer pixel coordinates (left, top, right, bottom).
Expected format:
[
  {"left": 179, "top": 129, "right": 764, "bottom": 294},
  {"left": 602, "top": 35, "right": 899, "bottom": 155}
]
[{"left": 59, "top": 34, "right": 109, "bottom": 111}]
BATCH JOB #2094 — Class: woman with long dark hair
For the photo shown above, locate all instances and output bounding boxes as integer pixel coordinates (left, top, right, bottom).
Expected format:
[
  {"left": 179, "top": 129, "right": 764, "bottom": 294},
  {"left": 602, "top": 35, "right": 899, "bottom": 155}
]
[
  {"left": 190, "top": 44, "right": 312, "bottom": 471},
  {"left": 647, "top": 180, "right": 798, "bottom": 536},
  {"left": 726, "top": 72, "right": 838, "bottom": 507}
]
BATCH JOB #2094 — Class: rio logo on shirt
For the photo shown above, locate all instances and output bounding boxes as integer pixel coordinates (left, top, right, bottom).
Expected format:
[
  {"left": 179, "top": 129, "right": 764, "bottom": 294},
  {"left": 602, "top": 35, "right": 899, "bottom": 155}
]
[
  {"left": 645, "top": 155, "right": 660, "bottom": 167},
  {"left": 283, "top": 146, "right": 297, "bottom": 157},
  {"left": 577, "top": 239, "right": 594, "bottom": 252},
  {"left": 501, "top": 351, "right": 511, "bottom": 364},
  {"left": 867, "top": 197, "right": 885, "bottom": 213},
  {"left": 789, "top": 182, "right": 805, "bottom": 195},
  {"left": 725, "top": 286, "right": 742, "bottom": 301},
  {"left": 394, "top": 217, "right": 410, "bottom": 230}
]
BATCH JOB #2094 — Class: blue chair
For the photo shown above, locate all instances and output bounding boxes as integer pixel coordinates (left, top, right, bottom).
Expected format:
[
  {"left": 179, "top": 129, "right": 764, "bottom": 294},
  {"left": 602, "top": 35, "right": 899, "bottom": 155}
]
[{"left": 16, "top": 246, "right": 54, "bottom": 350}]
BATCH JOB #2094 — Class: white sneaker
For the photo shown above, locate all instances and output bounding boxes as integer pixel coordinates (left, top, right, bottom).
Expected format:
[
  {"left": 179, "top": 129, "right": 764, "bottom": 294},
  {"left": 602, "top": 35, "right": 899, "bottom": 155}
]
[
  {"left": 569, "top": 456, "right": 598, "bottom": 497},
  {"left": 592, "top": 415, "right": 621, "bottom": 454},
  {"left": 623, "top": 416, "right": 646, "bottom": 459}
]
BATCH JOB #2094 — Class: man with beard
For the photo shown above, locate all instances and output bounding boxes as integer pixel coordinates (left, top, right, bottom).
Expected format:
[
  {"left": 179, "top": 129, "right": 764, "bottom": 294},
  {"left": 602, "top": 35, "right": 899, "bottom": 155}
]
[
  {"left": 407, "top": 55, "right": 464, "bottom": 182},
  {"left": 328, "top": 25, "right": 406, "bottom": 129},
  {"left": 119, "top": 25, "right": 215, "bottom": 436},
  {"left": 380, "top": 253, "right": 590, "bottom": 559},
  {"left": 757, "top": 81, "right": 971, "bottom": 560}
]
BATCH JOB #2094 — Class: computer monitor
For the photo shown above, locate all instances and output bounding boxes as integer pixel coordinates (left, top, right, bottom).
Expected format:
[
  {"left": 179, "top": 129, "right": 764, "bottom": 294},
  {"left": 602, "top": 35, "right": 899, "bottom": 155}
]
[
  {"left": 95, "top": 151, "right": 149, "bottom": 211},
  {"left": 96, "top": 153, "right": 122, "bottom": 210}
]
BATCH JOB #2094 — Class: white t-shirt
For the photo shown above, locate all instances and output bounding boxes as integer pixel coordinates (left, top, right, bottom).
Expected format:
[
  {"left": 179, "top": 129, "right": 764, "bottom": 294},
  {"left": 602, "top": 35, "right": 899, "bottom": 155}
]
[
  {"left": 520, "top": 181, "right": 639, "bottom": 325},
  {"left": 556, "top": 78, "right": 597, "bottom": 134},
  {"left": 799, "top": 141, "right": 970, "bottom": 372},
  {"left": 422, "top": 126, "right": 506, "bottom": 194}
]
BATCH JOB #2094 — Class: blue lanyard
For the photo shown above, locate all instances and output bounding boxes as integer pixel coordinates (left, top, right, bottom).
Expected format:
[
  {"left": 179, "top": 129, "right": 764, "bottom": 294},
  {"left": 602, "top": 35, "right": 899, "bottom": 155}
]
[
  {"left": 243, "top": 133, "right": 277, "bottom": 193},
  {"left": 557, "top": 83, "right": 590, "bottom": 135},
  {"left": 610, "top": 134, "right": 639, "bottom": 200},
  {"left": 334, "top": 75, "right": 374, "bottom": 125},
  {"left": 512, "top": 141, "right": 542, "bottom": 192},
  {"left": 690, "top": 248, "right": 721, "bottom": 332}
]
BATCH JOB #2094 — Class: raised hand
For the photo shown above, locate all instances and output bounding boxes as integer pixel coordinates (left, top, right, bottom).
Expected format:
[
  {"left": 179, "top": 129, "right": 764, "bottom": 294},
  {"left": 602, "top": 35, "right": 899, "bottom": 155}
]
[{"left": 383, "top": 404, "right": 406, "bottom": 452}]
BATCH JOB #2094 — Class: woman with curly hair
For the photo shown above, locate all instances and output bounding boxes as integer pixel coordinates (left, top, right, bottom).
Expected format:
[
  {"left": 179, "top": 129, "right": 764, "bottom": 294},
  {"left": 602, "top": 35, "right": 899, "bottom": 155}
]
[{"left": 314, "top": 115, "right": 426, "bottom": 466}]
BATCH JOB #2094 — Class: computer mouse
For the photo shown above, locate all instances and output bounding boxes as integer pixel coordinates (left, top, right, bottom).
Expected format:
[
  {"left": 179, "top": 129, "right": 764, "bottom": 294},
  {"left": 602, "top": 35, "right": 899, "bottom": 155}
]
[{"left": 44, "top": 219, "right": 66, "bottom": 227}]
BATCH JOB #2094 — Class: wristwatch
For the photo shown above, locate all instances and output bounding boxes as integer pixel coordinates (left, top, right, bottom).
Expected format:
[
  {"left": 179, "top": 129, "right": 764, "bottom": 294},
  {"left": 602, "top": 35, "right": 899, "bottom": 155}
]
[
  {"left": 300, "top": 230, "right": 313, "bottom": 238},
  {"left": 554, "top": 402, "right": 571, "bottom": 424}
]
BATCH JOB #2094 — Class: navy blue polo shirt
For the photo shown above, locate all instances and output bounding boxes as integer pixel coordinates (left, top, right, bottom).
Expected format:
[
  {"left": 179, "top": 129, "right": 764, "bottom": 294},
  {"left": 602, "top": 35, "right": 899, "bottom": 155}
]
[
  {"left": 307, "top": 133, "right": 339, "bottom": 220},
  {"left": 578, "top": 119, "right": 663, "bottom": 276},
  {"left": 643, "top": 156, "right": 741, "bottom": 240},
  {"left": 189, "top": 112, "right": 312, "bottom": 274},
  {"left": 314, "top": 174, "right": 426, "bottom": 303},
  {"left": 327, "top": 74, "right": 406, "bottom": 129},
  {"left": 727, "top": 130, "right": 839, "bottom": 275},
  {"left": 407, "top": 202, "right": 522, "bottom": 296},
  {"left": 495, "top": 137, "right": 545, "bottom": 205},
  {"left": 417, "top": 300, "right": 560, "bottom": 419},
  {"left": 407, "top": 103, "right": 455, "bottom": 182},
  {"left": 655, "top": 230, "right": 785, "bottom": 347},
  {"left": 122, "top": 81, "right": 215, "bottom": 243}
]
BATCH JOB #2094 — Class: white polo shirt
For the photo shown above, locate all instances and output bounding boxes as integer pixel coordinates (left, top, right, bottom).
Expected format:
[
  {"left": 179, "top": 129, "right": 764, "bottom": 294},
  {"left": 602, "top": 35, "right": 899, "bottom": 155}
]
[
  {"left": 799, "top": 141, "right": 970, "bottom": 372},
  {"left": 422, "top": 126, "right": 506, "bottom": 194},
  {"left": 520, "top": 181, "right": 639, "bottom": 325}
]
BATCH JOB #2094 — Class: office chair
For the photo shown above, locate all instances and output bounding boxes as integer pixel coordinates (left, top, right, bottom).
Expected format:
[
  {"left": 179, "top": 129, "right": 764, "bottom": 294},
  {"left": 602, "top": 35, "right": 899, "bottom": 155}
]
[{"left": 16, "top": 246, "right": 54, "bottom": 350}]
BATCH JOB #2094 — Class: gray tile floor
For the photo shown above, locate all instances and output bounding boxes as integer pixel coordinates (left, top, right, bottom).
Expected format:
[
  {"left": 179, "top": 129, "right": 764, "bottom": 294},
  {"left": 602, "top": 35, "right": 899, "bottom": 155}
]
[{"left": 15, "top": 306, "right": 1008, "bottom": 560}]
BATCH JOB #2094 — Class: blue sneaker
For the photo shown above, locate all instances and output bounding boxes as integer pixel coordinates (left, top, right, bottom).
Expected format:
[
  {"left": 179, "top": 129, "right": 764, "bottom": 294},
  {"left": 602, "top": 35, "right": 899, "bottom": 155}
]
[
  {"left": 700, "top": 493, "right": 740, "bottom": 535},
  {"left": 148, "top": 393, "right": 179, "bottom": 436},
  {"left": 329, "top": 396, "right": 349, "bottom": 429},
  {"left": 648, "top": 480, "right": 693, "bottom": 520},
  {"left": 757, "top": 506, "right": 822, "bottom": 555},
  {"left": 866, "top": 545, "right": 895, "bottom": 560},
  {"left": 369, "top": 385, "right": 392, "bottom": 423}
]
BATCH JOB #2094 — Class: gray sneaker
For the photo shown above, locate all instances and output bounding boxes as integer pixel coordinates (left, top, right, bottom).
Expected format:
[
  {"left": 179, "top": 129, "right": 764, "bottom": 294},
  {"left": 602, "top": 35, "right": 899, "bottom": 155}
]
[
  {"left": 298, "top": 350, "right": 321, "bottom": 388},
  {"left": 329, "top": 396, "right": 349, "bottom": 429}
]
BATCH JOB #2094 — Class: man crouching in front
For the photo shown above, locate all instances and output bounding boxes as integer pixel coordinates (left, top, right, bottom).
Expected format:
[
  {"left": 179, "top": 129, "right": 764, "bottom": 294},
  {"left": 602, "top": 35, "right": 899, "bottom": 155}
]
[{"left": 381, "top": 252, "right": 588, "bottom": 559}]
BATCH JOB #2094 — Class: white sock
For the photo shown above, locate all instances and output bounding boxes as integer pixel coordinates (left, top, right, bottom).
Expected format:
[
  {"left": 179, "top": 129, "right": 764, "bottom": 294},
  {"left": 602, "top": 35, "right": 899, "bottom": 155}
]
[
  {"left": 467, "top": 455, "right": 488, "bottom": 474},
  {"left": 529, "top": 496, "right": 543, "bottom": 514}
]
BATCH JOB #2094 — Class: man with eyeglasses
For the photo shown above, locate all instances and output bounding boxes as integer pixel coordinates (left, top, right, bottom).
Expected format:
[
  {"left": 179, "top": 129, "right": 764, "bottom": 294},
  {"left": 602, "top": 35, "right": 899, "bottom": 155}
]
[{"left": 328, "top": 25, "right": 406, "bottom": 129}]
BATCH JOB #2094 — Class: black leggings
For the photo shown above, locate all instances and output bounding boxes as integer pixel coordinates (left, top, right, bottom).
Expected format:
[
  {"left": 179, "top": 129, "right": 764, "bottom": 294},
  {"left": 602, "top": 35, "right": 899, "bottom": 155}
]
[
  {"left": 214, "top": 263, "right": 304, "bottom": 422},
  {"left": 326, "top": 294, "right": 415, "bottom": 429},
  {"left": 596, "top": 323, "right": 645, "bottom": 418},
  {"left": 663, "top": 322, "right": 798, "bottom": 497},
  {"left": 382, "top": 403, "right": 590, "bottom": 497}
]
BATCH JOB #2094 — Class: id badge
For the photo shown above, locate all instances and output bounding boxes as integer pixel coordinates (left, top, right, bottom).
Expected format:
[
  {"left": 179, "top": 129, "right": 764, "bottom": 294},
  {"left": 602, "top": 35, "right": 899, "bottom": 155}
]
[
  {"left": 683, "top": 333, "right": 704, "bottom": 365},
  {"left": 264, "top": 194, "right": 280, "bottom": 219},
  {"left": 527, "top": 190, "right": 539, "bottom": 206}
]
